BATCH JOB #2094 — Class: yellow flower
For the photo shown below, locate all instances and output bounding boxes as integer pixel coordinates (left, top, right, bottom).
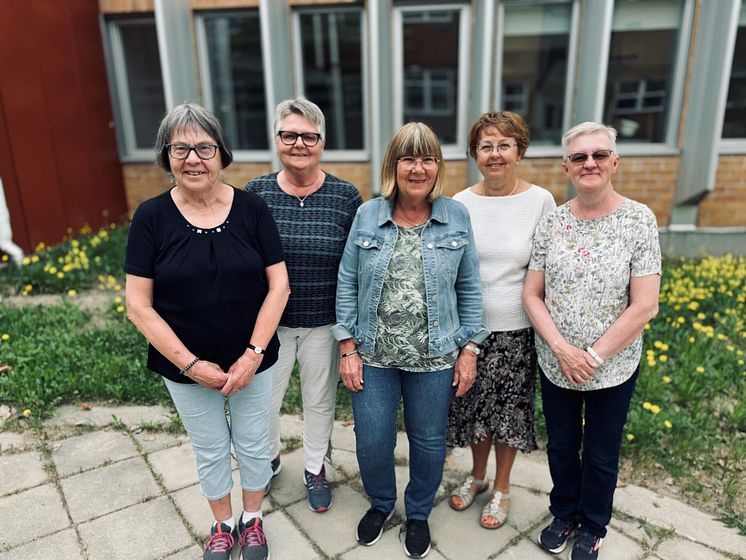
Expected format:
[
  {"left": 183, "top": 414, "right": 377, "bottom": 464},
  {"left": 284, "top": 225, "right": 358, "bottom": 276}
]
[
  {"left": 114, "top": 284, "right": 122, "bottom": 291},
  {"left": 696, "top": 366, "right": 705, "bottom": 373},
  {"left": 676, "top": 317, "right": 685, "bottom": 324},
  {"left": 1, "top": 254, "right": 7, "bottom": 262},
  {"left": 650, "top": 405, "right": 661, "bottom": 414},
  {"left": 662, "top": 375, "right": 671, "bottom": 383},
  {"left": 113, "top": 296, "right": 123, "bottom": 304},
  {"left": 717, "top": 333, "right": 727, "bottom": 341},
  {"left": 687, "top": 301, "right": 699, "bottom": 311},
  {"left": 644, "top": 323, "right": 651, "bottom": 331},
  {"left": 664, "top": 420, "right": 672, "bottom": 429},
  {"left": 22, "top": 409, "right": 31, "bottom": 417},
  {"left": 1, "top": 333, "right": 9, "bottom": 341},
  {"left": 56, "top": 272, "right": 64, "bottom": 279},
  {"left": 67, "top": 289, "right": 77, "bottom": 297},
  {"left": 22, "top": 256, "right": 30, "bottom": 265},
  {"left": 626, "top": 434, "right": 635, "bottom": 441},
  {"left": 659, "top": 355, "right": 668, "bottom": 362},
  {"left": 689, "top": 337, "right": 696, "bottom": 344},
  {"left": 31, "top": 255, "right": 40, "bottom": 263},
  {"left": 738, "top": 359, "right": 744, "bottom": 366},
  {"left": 116, "top": 305, "right": 125, "bottom": 313},
  {"left": 696, "top": 312, "right": 706, "bottom": 320},
  {"left": 49, "top": 266, "right": 57, "bottom": 274},
  {"left": 654, "top": 340, "right": 664, "bottom": 349},
  {"left": 642, "top": 402, "right": 652, "bottom": 410}
]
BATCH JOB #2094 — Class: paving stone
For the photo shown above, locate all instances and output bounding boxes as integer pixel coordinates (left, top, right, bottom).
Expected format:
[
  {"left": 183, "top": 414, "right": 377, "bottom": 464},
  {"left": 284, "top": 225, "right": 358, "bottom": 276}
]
[
  {"left": 61, "top": 456, "right": 161, "bottom": 522},
  {"left": 392, "top": 464, "right": 448, "bottom": 519},
  {"left": 287, "top": 484, "right": 369, "bottom": 557},
  {"left": 131, "top": 429, "right": 188, "bottom": 454},
  {"left": 51, "top": 430, "right": 137, "bottom": 477},
  {"left": 164, "top": 544, "right": 205, "bottom": 559},
  {"left": 655, "top": 537, "right": 733, "bottom": 560},
  {"left": 494, "top": 538, "right": 558, "bottom": 560},
  {"left": 339, "top": 522, "right": 449, "bottom": 560},
  {"left": 78, "top": 496, "right": 193, "bottom": 560},
  {"left": 264, "top": 509, "right": 320, "bottom": 560},
  {"left": 148, "top": 443, "right": 200, "bottom": 491},
  {"left": 593, "top": 526, "right": 645, "bottom": 560},
  {"left": 0, "top": 450, "right": 47, "bottom": 495},
  {"left": 46, "top": 404, "right": 172, "bottom": 429},
  {"left": 0, "top": 528, "right": 81, "bottom": 560},
  {"left": 268, "top": 447, "right": 339, "bottom": 507},
  {"left": 610, "top": 516, "right": 654, "bottom": 546},
  {"left": 329, "top": 448, "right": 360, "bottom": 478},
  {"left": 331, "top": 420, "right": 357, "bottom": 453},
  {"left": 0, "top": 432, "right": 27, "bottom": 453},
  {"left": 429, "top": 496, "right": 519, "bottom": 559},
  {"left": 614, "top": 484, "right": 746, "bottom": 558},
  {"left": 0, "top": 484, "right": 69, "bottom": 549},
  {"left": 509, "top": 451, "right": 554, "bottom": 494},
  {"left": 278, "top": 413, "right": 305, "bottom": 443}
]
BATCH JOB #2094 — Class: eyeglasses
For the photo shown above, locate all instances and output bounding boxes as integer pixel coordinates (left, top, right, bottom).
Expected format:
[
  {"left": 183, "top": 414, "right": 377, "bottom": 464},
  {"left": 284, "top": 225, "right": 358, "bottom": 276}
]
[
  {"left": 397, "top": 156, "right": 439, "bottom": 170},
  {"left": 277, "top": 131, "right": 323, "bottom": 147},
  {"left": 476, "top": 142, "right": 517, "bottom": 155},
  {"left": 166, "top": 143, "right": 218, "bottom": 160},
  {"left": 565, "top": 150, "right": 614, "bottom": 165}
]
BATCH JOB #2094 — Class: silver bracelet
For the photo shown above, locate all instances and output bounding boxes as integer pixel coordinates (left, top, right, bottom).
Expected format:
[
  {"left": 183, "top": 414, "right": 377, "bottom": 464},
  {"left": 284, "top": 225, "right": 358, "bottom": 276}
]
[
  {"left": 339, "top": 349, "right": 359, "bottom": 359},
  {"left": 179, "top": 357, "right": 200, "bottom": 376},
  {"left": 586, "top": 347, "right": 605, "bottom": 366}
]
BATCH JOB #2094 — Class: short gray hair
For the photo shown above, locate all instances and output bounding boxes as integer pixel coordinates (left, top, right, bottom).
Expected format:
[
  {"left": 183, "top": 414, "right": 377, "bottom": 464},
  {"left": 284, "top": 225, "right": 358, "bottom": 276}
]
[
  {"left": 154, "top": 103, "right": 233, "bottom": 173},
  {"left": 561, "top": 122, "right": 617, "bottom": 155},
  {"left": 273, "top": 97, "right": 326, "bottom": 139}
]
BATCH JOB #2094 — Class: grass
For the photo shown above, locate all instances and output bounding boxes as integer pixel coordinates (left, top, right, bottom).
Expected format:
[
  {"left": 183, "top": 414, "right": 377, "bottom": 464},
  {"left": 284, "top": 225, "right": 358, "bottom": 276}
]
[{"left": 0, "top": 226, "right": 744, "bottom": 531}]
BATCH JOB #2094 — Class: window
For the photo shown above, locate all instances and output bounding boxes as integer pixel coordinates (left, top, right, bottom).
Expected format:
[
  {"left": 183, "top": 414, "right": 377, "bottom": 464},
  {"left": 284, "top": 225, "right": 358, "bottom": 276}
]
[
  {"left": 394, "top": 5, "right": 470, "bottom": 151},
  {"left": 603, "top": 0, "right": 686, "bottom": 143},
  {"left": 107, "top": 18, "right": 166, "bottom": 157},
  {"left": 723, "top": 0, "right": 746, "bottom": 139},
  {"left": 499, "top": 1, "right": 575, "bottom": 145},
  {"left": 295, "top": 8, "right": 365, "bottom": 152},
  {"left": 197, "top": 11, "right": 269, "bottom": 151}
]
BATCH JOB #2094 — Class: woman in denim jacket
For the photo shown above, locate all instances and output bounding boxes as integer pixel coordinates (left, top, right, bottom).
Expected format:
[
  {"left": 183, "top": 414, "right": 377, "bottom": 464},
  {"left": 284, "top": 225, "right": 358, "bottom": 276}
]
[{"left": 332, "top": 122, "right": 489, "bottom": 559}]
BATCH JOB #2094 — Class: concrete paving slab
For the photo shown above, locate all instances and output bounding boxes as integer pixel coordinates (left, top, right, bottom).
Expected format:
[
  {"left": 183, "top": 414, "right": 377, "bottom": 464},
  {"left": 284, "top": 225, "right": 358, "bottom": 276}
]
[
  {"left": 610, "top": 516, "right": 655, "bottom": 546},
  {"left": 286, "top": 484, "right": 369, "bottom": 557},
  {"left": 47, "top": 404, "right": 172, "bottom": 429},
  {"left": 278, "top": 413, "right": 305, "bottom": 443},
  {"left": 51, "top": 429, "right": 137, "bottom": 477},
  {"left": 0, "top": 431, "right": 28, "bottom": 453},
  {"left": 655, "top": 537, "right": 731, "bottom": 560},
  {"left": 0, "top": 450, "right": 48, "bottom": 495},
  {"left": 392, "top": 465, "right": 449, "bottom": 520},
  {"left": 268, "top": 447, "right": 339, "bottom": 507},
  {"left": 429, "top": 497, "right": 519, "bottom": 559},
  {"left": 164, "top": 544, "right": 205, "bottom": 559},
  {"left": 61, "top": 456, "right": 161, "bottom": 523},
  {"left": 594, "top": 525, "right": 645, "bottom": 560},
  {"left": 78, "top": 496, "right": 193, "bottom": 560},
  {"left": 0, "top": 528, "right": 81, "bottom": 560},
  {"left": 0, "top": 484, "right": 69, "bottom": 549},
  {"left": 614, "top": 484, "right": 746, "bottom": 557},
  {"left": 264, "top": 509, "right": 320, "bottom": 560},
  {"left": 331, "top": 420, "right": 357, "bottom": 453},
  {"left": 494, "top": 538, "right": 559, "bottom": 560},
  {"left": 510, "top": 451, "right": 554, "bottom": 495},
  {"left": 329, "top": 448, "right": 360, "bottom": 479},
  {"left": 130, "top": 429, "right": 188, "bottom": 454},
  {"left": 340, "top": 523, "right": 449, "bottom": 560},
  {"left": 148, "top": 443, "right": 200, "bottom": 491}
]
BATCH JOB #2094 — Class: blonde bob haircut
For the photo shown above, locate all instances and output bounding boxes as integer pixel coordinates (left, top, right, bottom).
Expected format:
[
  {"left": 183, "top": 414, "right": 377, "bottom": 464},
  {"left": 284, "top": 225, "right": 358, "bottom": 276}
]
[{"left": 380, "top": 122, "right": 445, "bottom": 202}]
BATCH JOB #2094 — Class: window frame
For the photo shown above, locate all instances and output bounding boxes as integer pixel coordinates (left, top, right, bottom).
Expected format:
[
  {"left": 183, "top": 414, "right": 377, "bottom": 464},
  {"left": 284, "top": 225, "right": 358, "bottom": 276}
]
[
  {"left": 495, "top": 0, "right": 579, "bottom": 158},
  {"left": 720, "top": 0, "right": 746, "bottom": 154},
  {"left": 194, "top": 9, "right": 273, "bottom": 162},
  {"left": 392, "top": 3, "right": 471, "bottom": 160},
  {"left": 104, "top": 16, "right": 166, "bottom": 162},
  {"left": 291, "top": 5, "right": 369, "bottom": 162}
]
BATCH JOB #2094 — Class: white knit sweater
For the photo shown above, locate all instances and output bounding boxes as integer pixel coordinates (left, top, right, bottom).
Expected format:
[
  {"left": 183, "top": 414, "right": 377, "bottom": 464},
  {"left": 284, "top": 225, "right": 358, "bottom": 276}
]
[{"left": 454, "top": 185, "right": 556, "bottom": 331}]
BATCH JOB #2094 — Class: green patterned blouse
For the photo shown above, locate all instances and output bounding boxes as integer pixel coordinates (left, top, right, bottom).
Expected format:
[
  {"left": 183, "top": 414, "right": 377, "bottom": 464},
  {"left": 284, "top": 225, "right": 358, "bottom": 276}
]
[{"left": 361, "top": 225, "right": 459, "bottom": 372}]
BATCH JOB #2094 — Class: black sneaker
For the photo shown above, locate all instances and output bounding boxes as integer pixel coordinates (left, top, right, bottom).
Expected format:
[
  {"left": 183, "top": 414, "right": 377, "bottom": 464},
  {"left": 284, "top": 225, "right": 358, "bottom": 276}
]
[
  {"left": 571, "top": 528, "right": 603, "bottom": 560},
  {"left": 238, "top": 517, "right": 269, "bottom": 560},
  {"left": 399, "top": 519, "right": 431, "bottom": 558},
  {"left": 356, "top": 507, "right": 393, "bottom": 546},
  {"left": 537, "top": 517, "right": 578, "bottom": 554},
  {"left": 271, "top": 454, "right": 281, "bottom": 477},
  {"left": 304, "top": 465, "right": 332, "bottom": 512},
  {"left": 203, "top": 522, "right": 236, "bottom": 560}
]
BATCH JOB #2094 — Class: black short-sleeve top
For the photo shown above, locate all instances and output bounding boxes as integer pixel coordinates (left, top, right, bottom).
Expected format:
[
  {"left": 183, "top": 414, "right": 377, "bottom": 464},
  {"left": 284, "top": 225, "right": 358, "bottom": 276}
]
[{"left": 124, "top": 187, "right": 285, "bottom": 384}]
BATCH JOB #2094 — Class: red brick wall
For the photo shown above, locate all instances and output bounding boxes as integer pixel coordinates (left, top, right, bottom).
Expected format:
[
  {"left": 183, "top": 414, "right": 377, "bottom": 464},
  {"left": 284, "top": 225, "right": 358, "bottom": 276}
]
[{"left": 699, "top": 155, "right": 746, "bottom": 227}]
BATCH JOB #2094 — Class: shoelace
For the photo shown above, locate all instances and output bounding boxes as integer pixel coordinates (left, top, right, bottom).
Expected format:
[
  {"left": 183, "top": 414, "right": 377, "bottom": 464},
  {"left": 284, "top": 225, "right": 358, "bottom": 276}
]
[
  {"left": 550, "top": 518, "right": 575, "bottom": 536},
  {"left": 576, "top": 531, "right": 599, "bottom": 552},
  {"left": 240, "top": 520, "right": 267, "bottom": 547},
  {"left": 307, "top": 470, "right": 328, "bottom": 489},
  {"left": 205, "top": 529, "right": 234, "bottom": 552}
]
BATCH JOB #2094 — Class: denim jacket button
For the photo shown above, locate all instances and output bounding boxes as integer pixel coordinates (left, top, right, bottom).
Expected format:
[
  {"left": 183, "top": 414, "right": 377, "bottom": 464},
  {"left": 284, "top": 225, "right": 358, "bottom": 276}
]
[
  {"left": 431, "top": 268, "right": 437, "bottom": 276},
  {"left": 433, "top": 320, "right": 439, "bottom": 326},
  {"left": 427, "top": 243, "right": 433, "bottom": 249},
  {"left": 431, "top": 295, "right": 438, "bottom": 301},
  {"left": 451, "top": 240, "right": 457, "bottom": 247},
  {"left": 363, "top": 240, "right": 369, "bottom": 247}
]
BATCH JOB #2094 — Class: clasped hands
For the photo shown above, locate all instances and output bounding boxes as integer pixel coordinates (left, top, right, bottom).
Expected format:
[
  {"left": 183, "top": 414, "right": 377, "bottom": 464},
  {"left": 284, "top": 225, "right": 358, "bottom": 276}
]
[
  {"left": 186, "top": 351, "right": 263, "bottom": 395},
  {"left": 553, "top": 341, "right": 600, "bottom": 386}
]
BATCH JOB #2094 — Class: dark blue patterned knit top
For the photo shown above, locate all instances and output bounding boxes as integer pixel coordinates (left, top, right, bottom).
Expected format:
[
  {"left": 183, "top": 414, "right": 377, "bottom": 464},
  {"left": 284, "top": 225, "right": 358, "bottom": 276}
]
[{"left": 245, "top": 172, "right": 363, "bottom": 328}]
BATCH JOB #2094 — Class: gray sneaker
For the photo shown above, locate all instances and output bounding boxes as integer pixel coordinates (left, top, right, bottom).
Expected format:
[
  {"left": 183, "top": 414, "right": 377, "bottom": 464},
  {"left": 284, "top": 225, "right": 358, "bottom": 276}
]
[{"left": 203, "top": 522, "right": 236, "bottom": 560}]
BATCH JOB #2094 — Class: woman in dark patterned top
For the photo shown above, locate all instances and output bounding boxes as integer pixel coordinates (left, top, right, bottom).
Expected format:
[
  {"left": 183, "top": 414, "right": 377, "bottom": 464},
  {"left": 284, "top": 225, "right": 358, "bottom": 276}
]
[
  {"left": 125, "top": 103, "right": 290, "bottom": 560},
  {"left": 245, "top": 97, "right": 363, "bottom": 513}
]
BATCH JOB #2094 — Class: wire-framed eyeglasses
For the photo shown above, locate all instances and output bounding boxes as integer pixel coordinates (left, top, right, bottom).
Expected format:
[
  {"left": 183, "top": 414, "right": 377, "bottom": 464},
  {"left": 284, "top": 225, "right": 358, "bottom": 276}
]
[
  {"left": 476, "top": 142, "right": 517, "bottom": 155},
  {"left": 565, "top": 150, "right": 615, "bottom": 165}
]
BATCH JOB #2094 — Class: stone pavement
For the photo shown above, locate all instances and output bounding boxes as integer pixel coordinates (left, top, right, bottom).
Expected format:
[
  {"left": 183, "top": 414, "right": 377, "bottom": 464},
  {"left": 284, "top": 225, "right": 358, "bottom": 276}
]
[{"left": 0, "top": 404, "right": 744, "bottom": 560}]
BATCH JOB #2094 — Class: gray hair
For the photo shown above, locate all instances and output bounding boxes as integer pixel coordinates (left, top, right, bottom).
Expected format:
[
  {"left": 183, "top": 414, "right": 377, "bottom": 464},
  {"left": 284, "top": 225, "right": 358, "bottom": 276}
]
[
  {"left": 154, "top": 103, "right": 233, "bottom": 173},
  {"left": 273, "top": 97, "right": 326, "bottom": 139},
  {"left": 561, "top": 122, "right": 617, "bottom": 155}
]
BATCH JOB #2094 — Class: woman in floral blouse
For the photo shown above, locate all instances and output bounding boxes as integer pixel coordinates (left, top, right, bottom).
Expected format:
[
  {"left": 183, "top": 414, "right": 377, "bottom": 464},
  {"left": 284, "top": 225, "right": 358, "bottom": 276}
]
[{"left": 523, "top": 122, "right": 661, "bottom": 560}]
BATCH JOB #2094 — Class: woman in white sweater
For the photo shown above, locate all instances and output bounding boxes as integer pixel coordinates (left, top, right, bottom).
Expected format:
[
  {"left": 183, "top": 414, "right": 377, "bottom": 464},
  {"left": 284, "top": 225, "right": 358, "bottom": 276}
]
[{"left": 446, "top": 112, "right": 555, "bottom": 529}]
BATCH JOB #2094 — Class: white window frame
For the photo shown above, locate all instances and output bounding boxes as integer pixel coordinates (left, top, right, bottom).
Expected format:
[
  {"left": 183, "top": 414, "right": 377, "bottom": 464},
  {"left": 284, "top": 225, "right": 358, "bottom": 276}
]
[
  {"left": 292, "top": 6, "right": 369, "bottom": 162},
  {"left": 106, "top": 17, "right": 165, "bottom": 162},
  {"left": 393, "top": 3, "right": 471, "bottom": 159},
  {"left": 495, "top": 0, "right": 579, "bottom": 158},
  {"left": 195, "top": 10, "right": 272, "bottom": 162}
]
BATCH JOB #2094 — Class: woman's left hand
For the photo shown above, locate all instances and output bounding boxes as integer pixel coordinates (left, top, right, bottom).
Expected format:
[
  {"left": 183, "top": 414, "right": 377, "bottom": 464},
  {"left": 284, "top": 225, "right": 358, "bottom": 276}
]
[
  {"left": 453, "top": 350, "right": 478, "bottom": 397},
  {"left": 221, "top": 352, "right": 264, "bottom": 396}
]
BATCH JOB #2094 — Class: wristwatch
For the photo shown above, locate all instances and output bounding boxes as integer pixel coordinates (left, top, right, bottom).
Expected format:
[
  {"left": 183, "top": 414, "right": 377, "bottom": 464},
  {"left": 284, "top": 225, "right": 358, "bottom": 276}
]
[
  {"left": 464, "top": 343, "right": 480, "bottom": 356},
  {"left": 247, "top": 343, "right": 265, "bottom": 355}
]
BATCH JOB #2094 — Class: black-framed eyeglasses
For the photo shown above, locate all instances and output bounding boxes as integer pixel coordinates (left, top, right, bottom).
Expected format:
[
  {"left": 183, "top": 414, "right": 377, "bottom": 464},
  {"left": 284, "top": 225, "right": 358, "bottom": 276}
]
[
  {"left": 277, "top": 131, "right": 323, "bottom": 147},
  {"left": 166, "top": 143, "right": 218, "bottom": 160},
  {"left": 565, "top": 149, "right": 614, "bottom": 165}
]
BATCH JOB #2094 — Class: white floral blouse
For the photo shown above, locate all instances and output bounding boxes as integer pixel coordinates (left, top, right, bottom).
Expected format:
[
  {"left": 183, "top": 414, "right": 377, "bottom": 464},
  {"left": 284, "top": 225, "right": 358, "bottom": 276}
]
[{"left": 528, "top": 198, "right": 661, "bottom": 390}]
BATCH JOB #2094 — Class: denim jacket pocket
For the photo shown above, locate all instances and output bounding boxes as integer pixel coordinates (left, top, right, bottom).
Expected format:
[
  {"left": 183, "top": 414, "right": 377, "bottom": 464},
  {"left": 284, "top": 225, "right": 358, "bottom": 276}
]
[
  {"left": 353, "top": 232, "right": 383, "bottom": 275},
  {"left": 434, "top": 233, "right": 469, "bottom": 274}
]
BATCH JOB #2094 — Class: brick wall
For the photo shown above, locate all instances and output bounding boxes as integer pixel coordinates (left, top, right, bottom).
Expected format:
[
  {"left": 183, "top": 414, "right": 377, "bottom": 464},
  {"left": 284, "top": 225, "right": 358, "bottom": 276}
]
[
  {"left": 699, "top": 155, "right": 746, "bottom": 227},
  {"left": 99, "top": 0, "right": 154, "bottom": 13}
]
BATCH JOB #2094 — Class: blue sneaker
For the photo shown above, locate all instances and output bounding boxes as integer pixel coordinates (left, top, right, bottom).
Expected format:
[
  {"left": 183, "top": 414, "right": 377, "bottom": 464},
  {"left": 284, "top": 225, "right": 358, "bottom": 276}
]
[
  {"left": 271, "top": 454, "right": 281, "bottom": 477},
  {"left": 571, "top": 528, "right": 603, "bottom": 560},
  {"left": 202, "top": 522, "right": 236, "bottom": 560},
  {"left": 304, "top": 465, "right": 332, "bottom": 512},
  {"left": 238, "top": 517, "right": 268, "bottom": 560},
  {"left": 537, "top": 517, "right": 578, "bottom": 554}
]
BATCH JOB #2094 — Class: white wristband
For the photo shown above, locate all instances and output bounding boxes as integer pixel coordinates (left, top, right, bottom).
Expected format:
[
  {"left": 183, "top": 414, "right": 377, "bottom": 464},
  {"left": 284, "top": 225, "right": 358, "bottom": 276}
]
[{"left": 586, "top": 347, "right": 605, "bottom": 366}]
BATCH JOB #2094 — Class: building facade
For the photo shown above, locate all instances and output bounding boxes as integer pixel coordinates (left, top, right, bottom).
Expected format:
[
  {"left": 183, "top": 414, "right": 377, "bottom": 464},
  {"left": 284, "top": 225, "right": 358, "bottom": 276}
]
[{"left": 100, "top": 0, "right": 746, "bottom": 231}]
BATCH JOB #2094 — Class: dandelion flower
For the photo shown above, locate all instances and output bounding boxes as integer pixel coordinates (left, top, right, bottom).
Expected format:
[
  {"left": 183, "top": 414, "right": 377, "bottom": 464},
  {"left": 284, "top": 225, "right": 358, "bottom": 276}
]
[
  {"left": 738, "top": 359, "right": 744, "bottom": 366},
  {"left": 57, "top": 272, "right": 64, "bottom": 279},
  {"left": 644, "top": 323, "right": 651, "bottom": 331},
  {"left": 642, "top": 402, "right": 652, "bottom": 410},
  {"left": 114, "top": 284, "right": 122, "bottom": 291},
  {"left": 22, "top": 409, "right": 31, "bottom": 417},
  {"left": 1, "top": 255, "right": 7, "bottom": 262},
  {"left": 662, "top": 375, "right": 671, "bottom": 383},
  {"left": 696, "top": 366, "right": 705, "bottom": 373},
  {"left": 659, "top": 355, "right": 668, "bottom": 362},
  {"left": 1, "top": 333, "right": 9, "bottom": 341},
  {"left": 650, "top": 405, "right": 661, "bottom": 414},
  {"left": 31, "top": 255, "right": 39, "bottom": 263},
  {"left": 116, "top": 305, "right": 125, "bottom": 313},
  {"left": 626, "top": 434, "right": 635, "bottom": 441},
  {"left": 689, "top": 337, "right": 696, "bottom": 344},
  {"left": 663, "top": 420, "right": 672, "bottom": 429},
  {"left": 113, "top": 296, "right": 123, "bottom": 304},
  {"left": 67, "top": 289, "right": 77, "bottom": 297}
]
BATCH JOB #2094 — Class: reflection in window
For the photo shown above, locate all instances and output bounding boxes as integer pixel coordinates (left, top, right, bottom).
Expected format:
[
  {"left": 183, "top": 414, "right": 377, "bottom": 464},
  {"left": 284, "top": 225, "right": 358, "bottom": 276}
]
[
  {"left": 501, "top": 2, "right": 572, "bottom": 144},
  {"left": 723, "top": 0, "right": 746, "bottom": 138},
  {"left": 401, "top": 10, "right": 462, "bottom": 144},
  {"left": 115, "top": 19, "right": 166, "bottom": 150},
  {"left": 603, "top": 0, "right": 684, "bottom": 143},
  {"left": 201, "top": 11, "right": 268, "bottom": 150},
  {"left": 298, "top": 9, "right": 364, "bottom": 150}
]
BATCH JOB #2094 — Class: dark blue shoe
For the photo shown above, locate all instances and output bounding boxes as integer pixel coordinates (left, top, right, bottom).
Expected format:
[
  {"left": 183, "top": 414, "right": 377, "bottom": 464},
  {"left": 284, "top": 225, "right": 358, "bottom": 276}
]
[
  {"left": 537, "top": 517, "right": 578, "bottom": 554},
  {"left": 202, "top": 522, "right": 236, "bottom": 560},
  {"left": 304, "top": 465, "right": 332, "bottom": 512}
]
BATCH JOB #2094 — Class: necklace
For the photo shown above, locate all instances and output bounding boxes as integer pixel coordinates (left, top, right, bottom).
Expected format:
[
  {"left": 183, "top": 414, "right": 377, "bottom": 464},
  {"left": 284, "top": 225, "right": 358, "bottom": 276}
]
[
  {"left": 292, "top": 191, "right": 312, "bottom": 208},
  {"left": 395, "top": 208, "right": 429, "bottom": 227},
  {"left": 481, "top": 178, "right": 519, "bottom": 197}
]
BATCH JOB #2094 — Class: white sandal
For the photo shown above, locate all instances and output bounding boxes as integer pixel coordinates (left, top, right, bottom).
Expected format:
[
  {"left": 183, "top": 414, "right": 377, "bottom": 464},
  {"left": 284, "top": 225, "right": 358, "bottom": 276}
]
[
  {"left": 449, "top": 476, "right": 489, "bottom": 511},
  {"left": 480, "top": 491, "right": 510, "bottom": 529}
]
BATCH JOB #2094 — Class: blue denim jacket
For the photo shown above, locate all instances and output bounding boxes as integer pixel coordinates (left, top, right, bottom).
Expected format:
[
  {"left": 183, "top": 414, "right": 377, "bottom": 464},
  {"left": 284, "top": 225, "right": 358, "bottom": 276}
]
[{"left": 332, "top": 196, "right": 489, "bottom": 357}]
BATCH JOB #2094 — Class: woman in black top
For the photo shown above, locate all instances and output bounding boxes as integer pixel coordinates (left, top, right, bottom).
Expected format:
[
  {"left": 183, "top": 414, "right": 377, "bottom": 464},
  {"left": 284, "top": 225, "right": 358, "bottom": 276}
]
[{"left": 125, "top": 103, "right": 289, "bottom": 560}]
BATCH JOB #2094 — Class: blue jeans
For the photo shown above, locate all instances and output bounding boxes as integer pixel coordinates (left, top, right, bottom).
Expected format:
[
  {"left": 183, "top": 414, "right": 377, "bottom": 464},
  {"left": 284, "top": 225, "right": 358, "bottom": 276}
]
[
  {"left": 351, "top": 365, "right": 454, "bottom": 520},
  {"left": 165, "top": 366, "right": 274, "bottom": 501},
  {"left": 540, "top": 367, "right": 639, "bottom": 538}
]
